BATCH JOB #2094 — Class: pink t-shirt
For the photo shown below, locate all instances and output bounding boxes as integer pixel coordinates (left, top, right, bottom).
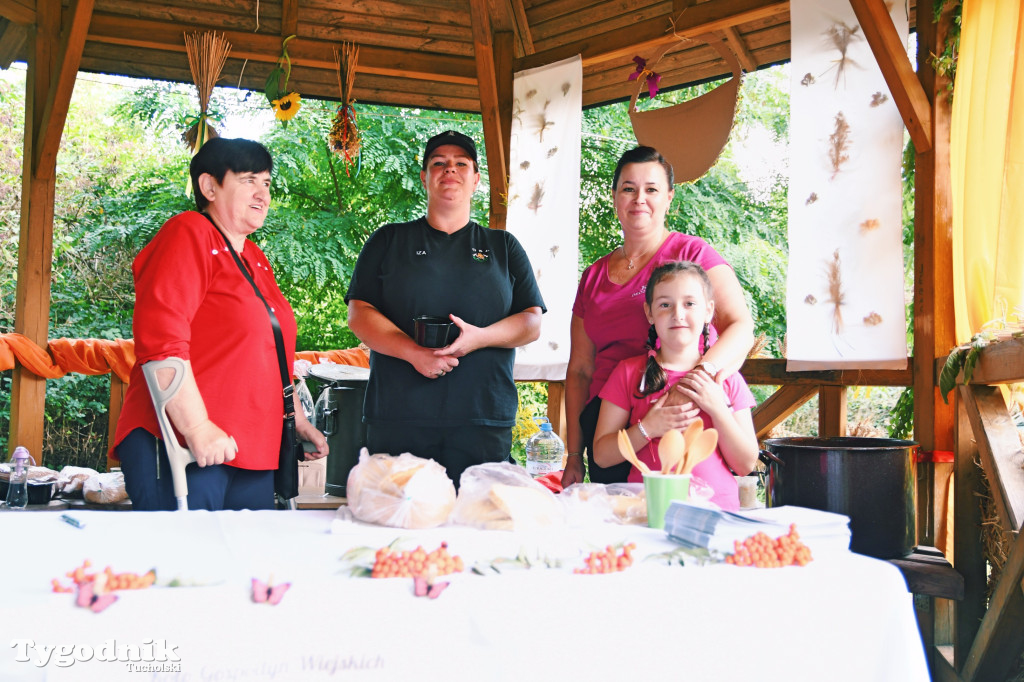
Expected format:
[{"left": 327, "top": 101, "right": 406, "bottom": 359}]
[
  {"left": 598, "top": 355, "right": 756, "bottom": 511},
  {"left": 572, "top": 232, "right": 728, "bottom": 403}
]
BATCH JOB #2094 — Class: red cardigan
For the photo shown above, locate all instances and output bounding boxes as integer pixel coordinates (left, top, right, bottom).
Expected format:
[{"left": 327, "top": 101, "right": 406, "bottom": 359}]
[{"left": 113, "top": 211, "right": 296, "bottom": 470}]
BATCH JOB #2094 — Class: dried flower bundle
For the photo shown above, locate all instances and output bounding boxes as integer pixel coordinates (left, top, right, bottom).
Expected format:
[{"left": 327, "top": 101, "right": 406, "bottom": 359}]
[
  {"left": 329, "top": 42, "right": 361, "bottom": 172},
  {"left": 527, "top": 182, "right": 545, "bottom": 214},
  {"left": 823, "top": 21, "right": 862, "bottom": 89},
  {"left": 863, "top": 312, "right": 883, "bottom": 326},
  {"left": 824, "top": 249, "right": 846, "bottom": 334},
  {"left": 828, "top": 112, "right": 851, "bottom": 180},
  {"left": 182, "top": 31, "right": 231, "bottom": 153},
  {"left": 533, "top": 101, "right": 554, "bottom": 143}
]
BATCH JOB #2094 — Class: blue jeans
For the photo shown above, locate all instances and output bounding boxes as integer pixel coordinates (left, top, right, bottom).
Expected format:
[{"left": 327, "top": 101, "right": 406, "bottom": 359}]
[{"left": 117, "top": 428, "right": 274, "bottom": 511}]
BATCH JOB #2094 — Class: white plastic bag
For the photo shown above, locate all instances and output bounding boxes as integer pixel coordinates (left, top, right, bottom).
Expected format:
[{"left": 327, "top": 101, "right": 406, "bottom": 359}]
[
  {"left": 346, "top": 449, "right": 456, "bottom": 529},
  {"left": 84, "top": 471, "right": 128, "bottom": 504},
  {"left": 450, "top": 462, "right": 563, "bottom": 530}
]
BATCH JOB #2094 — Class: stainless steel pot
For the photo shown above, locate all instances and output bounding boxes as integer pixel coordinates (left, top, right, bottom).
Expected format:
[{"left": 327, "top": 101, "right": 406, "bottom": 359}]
[{"left": 760, "top": 437, "right": 917, "bottom": 559}]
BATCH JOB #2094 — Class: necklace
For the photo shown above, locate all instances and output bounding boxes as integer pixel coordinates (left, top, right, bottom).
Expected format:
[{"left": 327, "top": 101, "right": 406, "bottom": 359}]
[
  {"left": 620, "top": 230, "right": 670, "bottom": 269},
  {"left": 619, "top": 243, "right": 652, "bottom": 270}
]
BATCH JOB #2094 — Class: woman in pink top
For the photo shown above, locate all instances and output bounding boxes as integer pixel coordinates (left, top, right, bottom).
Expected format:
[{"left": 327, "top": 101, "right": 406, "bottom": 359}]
[
  {"left": 593, "top": 262, "right": 758, "bottom": 510},
  {"left": 562, "top": 147, "right": 755, "bottom": 486}
]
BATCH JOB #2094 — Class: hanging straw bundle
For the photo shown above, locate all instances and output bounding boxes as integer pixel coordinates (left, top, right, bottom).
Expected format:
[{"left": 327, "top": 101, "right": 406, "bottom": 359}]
[
  {"left": 329, "top": 42, "right": 361, "bottom": 172},
  {"left": 183, "top": 31, "right": 232, "bottom": 153}
]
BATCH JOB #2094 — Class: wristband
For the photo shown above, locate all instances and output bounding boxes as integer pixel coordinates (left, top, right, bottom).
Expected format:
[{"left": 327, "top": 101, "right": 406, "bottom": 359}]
[
  {"left": 566, "top": 452, "right": 583, "bottom": 458},
  {"left": 636, "top": 420, "right": 652, "bottom": 443}
]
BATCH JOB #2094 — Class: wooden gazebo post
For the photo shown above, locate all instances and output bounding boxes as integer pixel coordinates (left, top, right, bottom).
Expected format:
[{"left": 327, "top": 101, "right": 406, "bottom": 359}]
[{"left": 9, "top": 0, "right": 93, "bottom": 459}]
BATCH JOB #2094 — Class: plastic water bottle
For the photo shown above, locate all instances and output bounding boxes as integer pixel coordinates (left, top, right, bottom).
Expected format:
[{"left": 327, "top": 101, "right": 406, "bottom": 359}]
[
  {"left": 5, "top": 446, "right": 33, "bottom": 509},
  {"left": 295, "top": 377, "right": 315, "bottom": 422},
  {"left": 525, "top": 417, "right": 565, "bottom": 478}
]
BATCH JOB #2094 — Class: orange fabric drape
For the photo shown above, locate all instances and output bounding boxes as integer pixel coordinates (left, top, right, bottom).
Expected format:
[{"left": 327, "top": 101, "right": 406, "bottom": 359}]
[
  {"left": 1, "top": 333, "right": 369, "bottom": 382},
  {"left": 295, "top": 347, "right": 370, "bottom": 368},
  {"left": 0, "top": 334, "right": 136, "bottom": 383}
]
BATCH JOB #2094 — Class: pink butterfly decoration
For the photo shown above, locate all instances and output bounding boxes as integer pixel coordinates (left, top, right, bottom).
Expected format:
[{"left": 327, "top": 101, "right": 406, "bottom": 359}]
[
  {"left": 251, "top": 578, "right": 291, "bottom": 605},
  {"left": 75, "top": 581, "right": 118, "bottom": 613},
  {"left": 413, "top": 576, "right": 449, "bottom": 599},
  {"left": 627, "top": 55, "right": 662, "bottom": 99}
]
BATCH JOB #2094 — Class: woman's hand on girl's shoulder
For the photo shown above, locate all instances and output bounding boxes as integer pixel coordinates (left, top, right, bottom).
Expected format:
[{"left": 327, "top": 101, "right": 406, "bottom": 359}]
[
  {"left": 644, "top": 391, "right": 700, "bottom": 437},
  {"left": 676, "top": 372, "right": 730, "bottom": 417}
]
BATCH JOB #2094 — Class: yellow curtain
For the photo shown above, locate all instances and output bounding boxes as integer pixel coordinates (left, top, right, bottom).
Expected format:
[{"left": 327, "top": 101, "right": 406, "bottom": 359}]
[{"left": 951, "top": 0, "right": 1024, "bottom": 343}]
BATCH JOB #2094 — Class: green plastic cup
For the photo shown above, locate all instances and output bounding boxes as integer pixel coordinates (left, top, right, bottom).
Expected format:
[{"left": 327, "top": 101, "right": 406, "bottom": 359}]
[{"left": 643, "top": 473, "right": 692, "bottom": 529}]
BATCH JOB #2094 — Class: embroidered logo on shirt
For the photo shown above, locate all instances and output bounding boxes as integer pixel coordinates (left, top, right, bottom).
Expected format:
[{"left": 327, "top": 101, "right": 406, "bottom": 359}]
[
  {"left": 471, "top": 247, "right": 490, "bottom": 263},
  {"left": 416, "top": 250, "right": 428, "bottom": 256}
]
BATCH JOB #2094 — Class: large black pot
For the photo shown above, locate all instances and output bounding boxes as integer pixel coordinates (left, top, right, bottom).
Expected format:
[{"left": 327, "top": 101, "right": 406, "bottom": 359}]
[
  {"left": 308, "top": 364, "right": 370, "bottom": 498},
  {"left": 761, "top": 437, "right": 917, "bottom": 559}
]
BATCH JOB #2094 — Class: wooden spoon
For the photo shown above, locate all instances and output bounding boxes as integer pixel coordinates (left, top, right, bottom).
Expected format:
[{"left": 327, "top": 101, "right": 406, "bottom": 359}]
[
  {"left": 617, "top": 429, "right": 651, "bottom": 475},
  {"left": 680, "top": 428, "right": 718, "bottom": 474},
  {"left": 674, "top": 420, "right": 706, "bottom": 474},
  {"left": 658, "top": 429, "right": 686, "bottom": 475},
  {"left": 682, "top": 420, "right": 704, "bottom": 450}
]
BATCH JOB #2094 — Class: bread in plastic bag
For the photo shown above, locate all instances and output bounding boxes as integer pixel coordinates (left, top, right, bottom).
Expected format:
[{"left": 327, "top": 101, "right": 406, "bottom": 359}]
[
  {"left": 84, "top": 471, "right": 128, "bottom": 504},
  {"left": 58, "top": 466, "right": 99, "bottom": 496},
  {"left": 450, "top": 462, "right": 563, "bottom": 530},
  {"left": 562, "top": 482, "right": 647, "bottom": 525},
  {"left": 346, "top": 449, "right": 456, "bottom": 529}
]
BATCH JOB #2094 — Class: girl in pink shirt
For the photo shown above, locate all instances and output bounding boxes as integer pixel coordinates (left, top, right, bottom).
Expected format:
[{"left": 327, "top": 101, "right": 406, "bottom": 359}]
[{"left": 592, "top": 262, "right": 758, "bottom": 510}]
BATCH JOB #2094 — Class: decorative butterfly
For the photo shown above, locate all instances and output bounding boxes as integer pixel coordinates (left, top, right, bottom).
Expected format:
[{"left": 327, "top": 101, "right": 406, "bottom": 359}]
[
  {"left": 75, "top": 580, "right": 118, "bottom": 613},
  {"left": 413, "top": 576, "right": 449, "bottom": 600},
  {"left": 628, "top": 56, "right": 662, "bottom": 99},
  {"left": 251, "top": 577, "right": 291, "bottom": 605}
]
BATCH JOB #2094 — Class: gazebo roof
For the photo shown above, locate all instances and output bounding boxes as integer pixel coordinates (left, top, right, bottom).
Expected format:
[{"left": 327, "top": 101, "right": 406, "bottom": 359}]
[{"left": 0, "top": 0, "right": 916, "bottom": 111}]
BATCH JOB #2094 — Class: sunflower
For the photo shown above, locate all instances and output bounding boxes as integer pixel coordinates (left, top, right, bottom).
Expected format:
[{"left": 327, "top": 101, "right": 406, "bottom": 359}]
[{"left": 272, "top": 92, "right": 301, "bottom": 121}]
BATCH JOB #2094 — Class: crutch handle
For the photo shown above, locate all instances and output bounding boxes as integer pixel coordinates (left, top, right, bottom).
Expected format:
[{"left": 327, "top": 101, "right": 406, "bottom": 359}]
[{"left": 142, "top": 358, "right": 198, "bottom": 510}]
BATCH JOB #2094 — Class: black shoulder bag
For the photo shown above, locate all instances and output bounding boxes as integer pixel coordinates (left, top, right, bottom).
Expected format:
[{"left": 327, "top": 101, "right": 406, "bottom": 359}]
[{"left": 204, "top": 214, "right": 301, "bottom": 501}]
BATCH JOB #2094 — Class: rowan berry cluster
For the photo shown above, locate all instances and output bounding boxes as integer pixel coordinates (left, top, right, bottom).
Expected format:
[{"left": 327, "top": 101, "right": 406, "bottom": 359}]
[
  {"left": 52, "top": 559, "right": 156, "bottom": 592},
  {"left": 371, "top": 542, "right": 464, "bottom": 579},
  {"left": 725, "top": 524, "right": 813, "bottom": 568},
  {"left": 573, "top": 543, "right": 636, "bottom": 575}
]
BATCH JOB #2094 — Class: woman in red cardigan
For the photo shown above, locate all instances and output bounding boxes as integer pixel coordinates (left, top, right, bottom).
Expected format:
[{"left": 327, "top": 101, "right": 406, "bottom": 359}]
[{"left": 113, "top": 138, "right": 327, "bottom": 511}]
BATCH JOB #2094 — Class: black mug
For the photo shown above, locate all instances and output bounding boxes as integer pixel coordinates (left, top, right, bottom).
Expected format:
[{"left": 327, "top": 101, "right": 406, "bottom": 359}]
[{"left": 413, "top": 315, "right": 459, "bottom": 348}]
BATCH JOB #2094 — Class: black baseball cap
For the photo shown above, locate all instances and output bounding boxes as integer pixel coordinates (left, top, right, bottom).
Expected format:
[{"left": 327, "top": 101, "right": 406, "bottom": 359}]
[{"left": 422, "top": 130, "right": 478, "bottom": 169}]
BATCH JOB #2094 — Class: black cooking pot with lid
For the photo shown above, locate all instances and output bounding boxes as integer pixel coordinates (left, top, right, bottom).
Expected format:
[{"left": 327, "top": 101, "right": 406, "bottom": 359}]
[
  {"left": 307, "top": 364, "right": 371, "bottom": 498},
  {"left": 760, "top": 437, "right": 917, "bottom": 559}
]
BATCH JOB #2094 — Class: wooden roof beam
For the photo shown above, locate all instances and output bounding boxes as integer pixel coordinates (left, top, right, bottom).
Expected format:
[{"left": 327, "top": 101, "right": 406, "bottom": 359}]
[
  {"left": 470, "top": 0, "right": 508, "bottom": 227},
  {"left": 0, "top": 20, "right": 28, "bottom": 68},
  {"left": 0, "top": 0, "right": 35, "bottom": 25},
  {"left": 516, "top": 0, "right": 787, "bottom": 72},
  {"left": 506, "top": 0, "right": 534, "bottom": 55},
  {"left": 281, "top": 0, "right": 297, "bottom": 39},
  {"left": 722, "top": 26, "right": 758, "bottom": 73},
  {"left": 86, "top": 14, "right": 477, "bottom": 85},
  {"left": 849, "top": 0, "right": 932, "bottom": 152},
  {"left": 34, "top": 0, "right": 93, "bottom": 179}
]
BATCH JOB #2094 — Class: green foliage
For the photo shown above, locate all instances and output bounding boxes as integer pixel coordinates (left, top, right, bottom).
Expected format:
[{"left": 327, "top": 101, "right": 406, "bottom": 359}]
[
  {"left": 889, "top": 387, "right": 914, "bottom": 440},
  {"left": 932, "top": 0, "right": 963, "bottom": 98}
]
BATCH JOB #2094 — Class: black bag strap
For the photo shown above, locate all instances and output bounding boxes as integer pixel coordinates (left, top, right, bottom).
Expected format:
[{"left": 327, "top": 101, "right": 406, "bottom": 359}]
[{"left": 202, "top": 213, "right": 294, "bottom": 419}]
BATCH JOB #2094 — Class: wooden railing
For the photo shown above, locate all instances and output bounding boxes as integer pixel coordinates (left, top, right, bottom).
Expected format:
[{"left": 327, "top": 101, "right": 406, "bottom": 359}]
[{"left": 938, "top": 337, "right": 1024, "bottom": 681}]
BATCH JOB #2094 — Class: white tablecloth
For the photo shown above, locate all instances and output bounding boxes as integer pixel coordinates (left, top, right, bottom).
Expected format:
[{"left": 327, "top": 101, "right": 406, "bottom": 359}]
[{"left": 0, "top": 510, "right": 929, "bottom": 682}]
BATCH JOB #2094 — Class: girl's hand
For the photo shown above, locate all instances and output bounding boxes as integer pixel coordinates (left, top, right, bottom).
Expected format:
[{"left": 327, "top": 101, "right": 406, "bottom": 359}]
[
  {"left": 561, "top": 454, "right": 586, "bottom": 487},
  {"left": 676, "top": 371, "right": 730, "bottom": 418},
  {"left": 642, "top": 391, "right": 701, "bottom": 438}
]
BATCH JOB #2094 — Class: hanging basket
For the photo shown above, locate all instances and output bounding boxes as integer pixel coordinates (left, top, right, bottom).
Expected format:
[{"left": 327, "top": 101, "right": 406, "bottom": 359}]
[{"left": 628, "top": 39, "right": 742, "bottom": 184}]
